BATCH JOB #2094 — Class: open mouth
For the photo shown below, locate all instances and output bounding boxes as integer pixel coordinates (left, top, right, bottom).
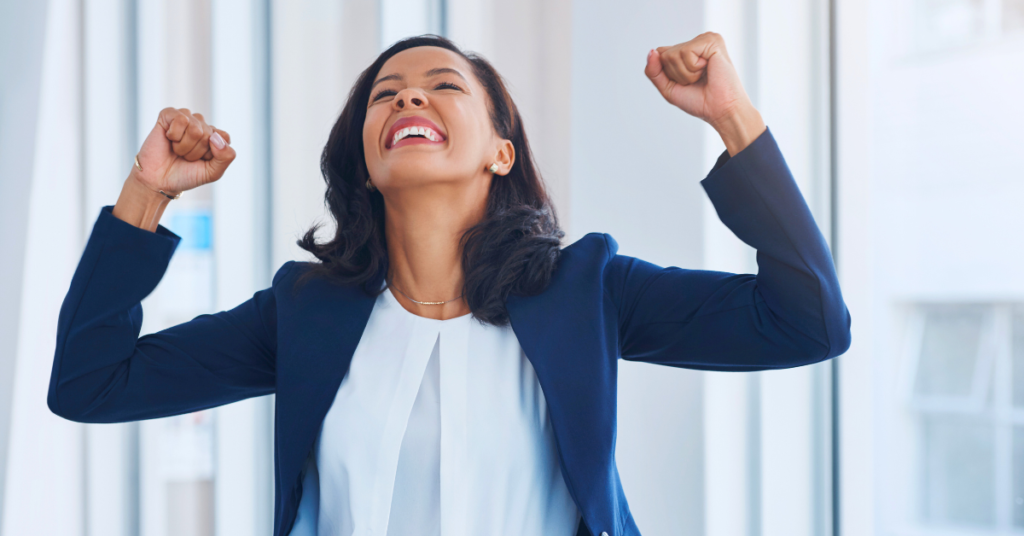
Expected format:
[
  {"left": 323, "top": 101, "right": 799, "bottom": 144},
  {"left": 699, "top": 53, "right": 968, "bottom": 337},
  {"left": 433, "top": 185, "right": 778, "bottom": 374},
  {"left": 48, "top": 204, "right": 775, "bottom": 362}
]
[{"left": 385, "top": 116, "right": 447, "bottom": 150}]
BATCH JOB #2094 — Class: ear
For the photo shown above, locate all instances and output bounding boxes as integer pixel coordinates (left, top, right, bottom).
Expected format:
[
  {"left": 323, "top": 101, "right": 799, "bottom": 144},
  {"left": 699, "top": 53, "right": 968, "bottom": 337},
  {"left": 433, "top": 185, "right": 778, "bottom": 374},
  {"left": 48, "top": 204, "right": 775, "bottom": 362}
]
[{"left": 490, "top": 139, "right": 515, "bottom": 176}]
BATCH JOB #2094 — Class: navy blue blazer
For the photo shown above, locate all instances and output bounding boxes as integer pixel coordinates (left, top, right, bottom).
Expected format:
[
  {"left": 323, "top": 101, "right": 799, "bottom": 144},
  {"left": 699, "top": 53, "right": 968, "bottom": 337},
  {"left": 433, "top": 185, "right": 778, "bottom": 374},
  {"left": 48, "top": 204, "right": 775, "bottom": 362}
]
[{"left": 47, "top": 126, "right": 851, "bottom": 536}]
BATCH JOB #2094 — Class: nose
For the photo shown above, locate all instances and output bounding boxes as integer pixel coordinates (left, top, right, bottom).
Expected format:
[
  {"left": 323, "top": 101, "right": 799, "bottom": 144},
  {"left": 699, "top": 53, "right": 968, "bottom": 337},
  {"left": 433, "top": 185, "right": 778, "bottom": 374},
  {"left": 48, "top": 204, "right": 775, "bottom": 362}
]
[{"left": 392, "top": 88, "right": 428, "bottom": 111}]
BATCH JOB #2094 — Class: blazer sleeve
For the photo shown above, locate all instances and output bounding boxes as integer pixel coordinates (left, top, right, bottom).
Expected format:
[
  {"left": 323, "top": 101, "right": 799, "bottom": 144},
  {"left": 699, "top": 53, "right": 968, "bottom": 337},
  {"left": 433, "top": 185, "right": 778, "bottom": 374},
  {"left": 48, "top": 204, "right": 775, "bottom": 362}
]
[
  {"left": 605, "top": 126, "right": 851, "bottom": 371},
  {"left": 47, "top": 205, "right": 293, "bottom": 423}
]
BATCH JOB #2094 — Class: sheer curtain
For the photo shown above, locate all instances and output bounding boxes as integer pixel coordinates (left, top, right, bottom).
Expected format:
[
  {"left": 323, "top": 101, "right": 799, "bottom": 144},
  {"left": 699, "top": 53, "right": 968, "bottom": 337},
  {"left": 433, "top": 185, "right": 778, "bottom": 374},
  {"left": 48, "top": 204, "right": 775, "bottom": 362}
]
[{"left": 3, "top": 0, "right": 87, "bottom": 534}]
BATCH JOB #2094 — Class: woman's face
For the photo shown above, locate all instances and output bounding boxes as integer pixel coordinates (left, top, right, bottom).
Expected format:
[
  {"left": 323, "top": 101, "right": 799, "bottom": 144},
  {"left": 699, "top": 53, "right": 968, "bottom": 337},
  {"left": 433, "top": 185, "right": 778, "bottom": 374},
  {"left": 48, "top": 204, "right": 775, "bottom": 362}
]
[{"left": 363, "top": 46, "right": 512, "bottom": 192}]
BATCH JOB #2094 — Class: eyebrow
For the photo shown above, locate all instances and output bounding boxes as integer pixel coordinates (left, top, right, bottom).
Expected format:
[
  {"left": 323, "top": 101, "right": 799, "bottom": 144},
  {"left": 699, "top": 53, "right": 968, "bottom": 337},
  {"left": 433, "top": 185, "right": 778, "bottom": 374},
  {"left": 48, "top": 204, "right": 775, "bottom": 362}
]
[{"left": 371, "top": 67, "right": 468, "bottom": 89}]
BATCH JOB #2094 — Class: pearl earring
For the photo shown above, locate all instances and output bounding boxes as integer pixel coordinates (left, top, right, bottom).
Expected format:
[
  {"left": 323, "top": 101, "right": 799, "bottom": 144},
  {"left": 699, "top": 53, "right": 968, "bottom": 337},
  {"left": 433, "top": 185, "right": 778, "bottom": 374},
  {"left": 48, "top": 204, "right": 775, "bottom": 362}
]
[
  {"left": 366, "top": 178, "right": 375, "bottom": 191},
  {"left": 488, "top": 163, "right": 499, "bottom": 173}
]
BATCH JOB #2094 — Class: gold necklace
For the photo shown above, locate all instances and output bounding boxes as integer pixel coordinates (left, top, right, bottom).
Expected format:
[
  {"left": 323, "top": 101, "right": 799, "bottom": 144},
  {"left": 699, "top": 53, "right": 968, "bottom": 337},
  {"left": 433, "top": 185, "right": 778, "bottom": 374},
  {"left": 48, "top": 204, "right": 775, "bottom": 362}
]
[{"left": 388, "top": 280, "right": 464, "bottom": 305}]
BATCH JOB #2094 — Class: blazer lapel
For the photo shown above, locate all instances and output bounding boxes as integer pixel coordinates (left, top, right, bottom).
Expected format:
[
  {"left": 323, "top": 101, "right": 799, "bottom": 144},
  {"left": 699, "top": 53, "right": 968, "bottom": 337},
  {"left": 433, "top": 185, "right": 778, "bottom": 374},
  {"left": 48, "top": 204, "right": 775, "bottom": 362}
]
[
  {"left": 506, "top": 232, "right": 619, "bottom": 533},
  {"left": 275, "top": 273, "right": 379, "bottom": 520}
]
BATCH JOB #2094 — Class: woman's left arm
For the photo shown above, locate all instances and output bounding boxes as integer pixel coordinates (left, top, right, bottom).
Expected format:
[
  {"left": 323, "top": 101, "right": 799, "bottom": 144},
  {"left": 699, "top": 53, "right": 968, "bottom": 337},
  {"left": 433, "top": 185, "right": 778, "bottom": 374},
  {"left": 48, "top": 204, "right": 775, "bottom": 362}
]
[
  {"left": 607, "top": 125, "right": 851, "bottom": 370},
  {"left": 607, "top": 33, "right": 851, "bottom": 370}
]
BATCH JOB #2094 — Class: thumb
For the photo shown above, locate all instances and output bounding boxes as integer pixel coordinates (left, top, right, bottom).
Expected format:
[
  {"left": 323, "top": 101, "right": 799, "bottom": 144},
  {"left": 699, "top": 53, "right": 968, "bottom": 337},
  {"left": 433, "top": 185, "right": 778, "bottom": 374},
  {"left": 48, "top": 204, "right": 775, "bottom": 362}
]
[
  {"left": 204, "top": 130, "right": 236, "bottom": 183},
  {"left": 644, "top": 49, "right": 673, "bottom": 98}
]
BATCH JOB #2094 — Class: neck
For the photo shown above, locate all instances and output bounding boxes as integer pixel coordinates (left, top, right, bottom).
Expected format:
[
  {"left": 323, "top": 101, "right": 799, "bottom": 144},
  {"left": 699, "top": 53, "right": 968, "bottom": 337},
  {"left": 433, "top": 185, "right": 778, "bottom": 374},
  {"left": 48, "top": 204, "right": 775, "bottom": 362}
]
[{"left": 382, "top": 179, "right": 489, "bottom": 320}]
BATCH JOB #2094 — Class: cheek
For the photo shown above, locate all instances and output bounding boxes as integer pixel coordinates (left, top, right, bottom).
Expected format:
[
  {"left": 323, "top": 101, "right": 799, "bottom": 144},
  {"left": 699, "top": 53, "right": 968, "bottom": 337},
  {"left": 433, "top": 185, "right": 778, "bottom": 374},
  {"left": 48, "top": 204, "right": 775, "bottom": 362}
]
[
  {"left": 363, "top": 109, "right": 387, "bottom": 156},
  {"left": 446, "top": 101, "right": 491, "bottom": 155}
]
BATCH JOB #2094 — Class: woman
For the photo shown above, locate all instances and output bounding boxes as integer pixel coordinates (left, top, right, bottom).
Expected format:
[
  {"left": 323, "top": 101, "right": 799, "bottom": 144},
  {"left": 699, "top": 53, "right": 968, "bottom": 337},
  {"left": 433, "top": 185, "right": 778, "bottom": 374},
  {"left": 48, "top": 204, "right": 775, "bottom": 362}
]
[{"left": 47, "top": 33, "right": 851, "bottom": 536}]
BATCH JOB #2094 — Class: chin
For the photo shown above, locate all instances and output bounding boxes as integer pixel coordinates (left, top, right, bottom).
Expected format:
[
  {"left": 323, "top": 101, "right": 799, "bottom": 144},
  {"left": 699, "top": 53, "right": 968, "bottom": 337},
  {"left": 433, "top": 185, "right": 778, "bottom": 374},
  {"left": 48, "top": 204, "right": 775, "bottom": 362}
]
[
  {"left": 380, "top": 157, "right": 467, "bottom": 186},
  {"left": 377, "top": 165, "right": 455, "bottom": 190}
]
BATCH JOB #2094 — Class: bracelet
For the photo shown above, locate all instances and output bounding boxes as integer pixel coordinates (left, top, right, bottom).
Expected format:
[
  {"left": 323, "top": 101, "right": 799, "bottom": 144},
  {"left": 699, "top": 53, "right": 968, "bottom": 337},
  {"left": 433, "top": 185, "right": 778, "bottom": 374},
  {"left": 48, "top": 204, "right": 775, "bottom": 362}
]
[{"left": 134, "top": 154, "right": 181, "bottom": 200}]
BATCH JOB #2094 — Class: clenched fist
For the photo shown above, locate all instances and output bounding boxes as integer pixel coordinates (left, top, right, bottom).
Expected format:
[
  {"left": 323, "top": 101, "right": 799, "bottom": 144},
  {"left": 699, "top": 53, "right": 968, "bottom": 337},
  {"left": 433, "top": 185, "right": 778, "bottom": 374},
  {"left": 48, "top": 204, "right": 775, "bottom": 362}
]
[
  {"left": 134, "top": 107, "right": 236, "bottom": 196},
  {"left": 645, "top": 32, "right": 765, "bottom": 156}
]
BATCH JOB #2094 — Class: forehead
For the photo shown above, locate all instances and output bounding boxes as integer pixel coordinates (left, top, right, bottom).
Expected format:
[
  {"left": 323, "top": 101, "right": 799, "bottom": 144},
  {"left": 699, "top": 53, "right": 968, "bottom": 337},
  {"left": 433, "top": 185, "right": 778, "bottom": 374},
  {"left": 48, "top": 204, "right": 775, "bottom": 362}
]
[{"left": 376, "top": 46, "right": 475, "bottom": 83}]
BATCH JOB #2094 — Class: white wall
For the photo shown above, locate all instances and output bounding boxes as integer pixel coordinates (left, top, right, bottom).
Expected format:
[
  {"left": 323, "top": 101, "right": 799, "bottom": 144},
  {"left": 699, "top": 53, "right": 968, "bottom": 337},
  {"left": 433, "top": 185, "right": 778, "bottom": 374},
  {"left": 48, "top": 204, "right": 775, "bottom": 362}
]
[
  {"left": 834, "top": 0, "right": 877, "bottom": 533},
  {"left": 569, "top": 1, "right": 708, "bottom": 534}
]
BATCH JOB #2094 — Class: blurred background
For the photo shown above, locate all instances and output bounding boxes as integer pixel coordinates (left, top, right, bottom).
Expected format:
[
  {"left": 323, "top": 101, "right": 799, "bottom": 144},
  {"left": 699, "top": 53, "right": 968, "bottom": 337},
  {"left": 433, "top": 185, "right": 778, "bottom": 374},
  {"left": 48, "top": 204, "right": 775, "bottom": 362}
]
[{"left": 0, "top": 0, "right": 1022, "bottom": 535}]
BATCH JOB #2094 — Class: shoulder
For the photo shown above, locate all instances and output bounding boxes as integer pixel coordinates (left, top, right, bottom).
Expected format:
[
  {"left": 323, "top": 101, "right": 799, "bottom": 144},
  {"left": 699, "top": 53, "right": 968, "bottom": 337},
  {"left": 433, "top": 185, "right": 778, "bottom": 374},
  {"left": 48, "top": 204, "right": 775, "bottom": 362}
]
[
  {"left": 271, "top": 260, "right": 305, "bottom": 287},
  {"left": 556, "top": 232, "right": 639, "bottom": 292},
  {"left": 560, "top": 231, "right": 647, "bottom": 275},
  {"left": 269, "top": 260, "right": 379, "bottom": 316},
  {"left": 564, "top": 233, "right": 672, "bottom": 314},
  {"left": 561, "top": 231, "right": 618, "bottom": 261},
  {"left": 268, "top": 260, "right": 332, "bottom": 297}
]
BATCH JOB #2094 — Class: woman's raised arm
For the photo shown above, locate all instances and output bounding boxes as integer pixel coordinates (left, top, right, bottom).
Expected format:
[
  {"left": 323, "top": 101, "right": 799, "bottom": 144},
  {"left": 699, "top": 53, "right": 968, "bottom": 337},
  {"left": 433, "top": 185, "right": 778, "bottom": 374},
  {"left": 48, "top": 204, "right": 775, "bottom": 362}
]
[
  {"left": 45, "top": 107, "right": 287, "bottom": 423},
  {"left": 606, "top": 127, "right": 851, "bottom": 370},
  {"left": 48, "top": 206, "right": 293, "bottom": 422},
  {"left": 604, "top": 32, "right": 850, "bottom": 370}
]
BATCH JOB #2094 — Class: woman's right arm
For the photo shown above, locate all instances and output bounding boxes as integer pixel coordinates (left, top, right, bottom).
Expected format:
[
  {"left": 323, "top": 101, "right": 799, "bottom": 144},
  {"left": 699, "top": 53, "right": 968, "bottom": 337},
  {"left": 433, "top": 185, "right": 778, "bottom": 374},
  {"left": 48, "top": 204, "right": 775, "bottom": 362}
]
[{"left": 45, "top": 107, "right": 289, "bottom": 424}]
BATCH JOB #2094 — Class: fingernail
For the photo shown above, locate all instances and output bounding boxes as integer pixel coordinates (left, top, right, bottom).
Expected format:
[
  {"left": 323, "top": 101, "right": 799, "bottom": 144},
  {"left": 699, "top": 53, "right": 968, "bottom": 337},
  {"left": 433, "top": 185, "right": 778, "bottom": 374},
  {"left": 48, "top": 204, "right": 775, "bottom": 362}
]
[
  {"left": 648, "top": 49, "right": 654, "bottom": 60},
  {"left": 210, "top": 131, "right": 226, "bottom": 149}
]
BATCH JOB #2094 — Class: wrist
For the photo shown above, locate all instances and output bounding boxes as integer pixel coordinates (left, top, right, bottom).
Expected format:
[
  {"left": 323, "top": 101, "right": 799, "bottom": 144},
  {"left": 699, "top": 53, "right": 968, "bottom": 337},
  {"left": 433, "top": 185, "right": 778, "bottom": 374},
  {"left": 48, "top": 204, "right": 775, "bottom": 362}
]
[
  {"left": 711, "top": 104, "right": 766, "bottom": 157},
  {"left": 112, "top": 169, "right": 172, "bottom": 232}
]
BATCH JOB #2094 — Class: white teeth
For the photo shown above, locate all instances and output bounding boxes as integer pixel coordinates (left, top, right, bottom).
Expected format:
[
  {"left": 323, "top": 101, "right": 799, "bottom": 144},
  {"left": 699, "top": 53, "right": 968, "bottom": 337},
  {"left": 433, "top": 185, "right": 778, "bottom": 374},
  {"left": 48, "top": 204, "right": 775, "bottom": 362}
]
[{"left": 391, "top": 125, "right": 442, "bottom": 146}]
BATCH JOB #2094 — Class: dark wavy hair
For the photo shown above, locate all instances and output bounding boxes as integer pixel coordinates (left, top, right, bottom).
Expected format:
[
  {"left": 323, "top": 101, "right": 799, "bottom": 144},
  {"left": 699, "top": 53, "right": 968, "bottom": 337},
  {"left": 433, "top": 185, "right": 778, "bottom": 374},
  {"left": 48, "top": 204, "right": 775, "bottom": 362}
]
[{"left": 295, "top": 35, "right": 564, "bottom": 326}]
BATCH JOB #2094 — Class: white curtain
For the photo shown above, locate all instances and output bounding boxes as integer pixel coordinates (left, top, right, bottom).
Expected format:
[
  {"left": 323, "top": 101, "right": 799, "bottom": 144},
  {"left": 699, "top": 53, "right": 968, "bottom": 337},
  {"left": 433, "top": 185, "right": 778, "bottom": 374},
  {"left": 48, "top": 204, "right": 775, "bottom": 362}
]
[{"left": 2, "top": 0, "right": 86, "bottom": 534}]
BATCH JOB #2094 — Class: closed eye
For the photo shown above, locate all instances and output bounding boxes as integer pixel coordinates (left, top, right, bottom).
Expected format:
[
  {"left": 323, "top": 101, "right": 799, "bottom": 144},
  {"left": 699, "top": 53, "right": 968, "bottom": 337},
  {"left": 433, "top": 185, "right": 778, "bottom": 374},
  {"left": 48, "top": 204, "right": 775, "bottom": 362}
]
[
  {"left": 371, "top": 81, "right": 464, "bottom": 102},
  {"left": 434, "top": 81, "right": 462, "bottom": 91}
]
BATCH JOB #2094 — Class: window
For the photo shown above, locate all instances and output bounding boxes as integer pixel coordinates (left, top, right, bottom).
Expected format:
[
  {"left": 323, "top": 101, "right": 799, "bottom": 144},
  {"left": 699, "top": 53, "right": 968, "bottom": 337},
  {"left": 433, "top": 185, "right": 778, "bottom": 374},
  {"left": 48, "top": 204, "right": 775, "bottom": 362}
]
[
  {"left": 912, "top": 0, "right": 1024, "bottom": 54},
  {"left": 903, "top": 304, "right": 1024, "bottom": 533}
]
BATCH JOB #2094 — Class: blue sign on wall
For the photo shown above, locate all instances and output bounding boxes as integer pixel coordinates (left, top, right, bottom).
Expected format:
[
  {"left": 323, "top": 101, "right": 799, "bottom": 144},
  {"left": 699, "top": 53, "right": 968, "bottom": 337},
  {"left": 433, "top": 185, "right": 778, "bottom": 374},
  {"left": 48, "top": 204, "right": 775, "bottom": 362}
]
[{"left": 170, "top": 211, "right": 213, "bottom": 250}]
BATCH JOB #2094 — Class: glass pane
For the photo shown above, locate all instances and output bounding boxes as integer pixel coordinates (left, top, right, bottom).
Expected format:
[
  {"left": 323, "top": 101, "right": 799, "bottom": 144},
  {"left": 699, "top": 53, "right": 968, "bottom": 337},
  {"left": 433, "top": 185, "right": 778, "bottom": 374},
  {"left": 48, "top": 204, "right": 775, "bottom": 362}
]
[
  {"left": 1013, "top": 311, "right": 1024, "bottom": 407},
  {"left": 167, "top": 480, "right": 215, "bottom": 536},
  {"left": 1016, "top": 426, "right": 1024, "bottom": 528},
  {"left": 920, "top": 414, "right": 994, "bottom": 528},
  {"left": 1005, "top": 0, "right": 1024, "bottom": 33},
  {"left": 914, "top": 307, "right": 986, "bottom": 398},
  {"left": 916, "top": 0, "right": 986, "bottom": 52}
]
